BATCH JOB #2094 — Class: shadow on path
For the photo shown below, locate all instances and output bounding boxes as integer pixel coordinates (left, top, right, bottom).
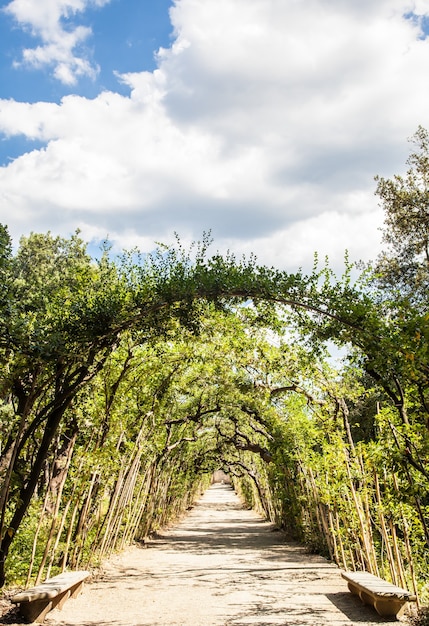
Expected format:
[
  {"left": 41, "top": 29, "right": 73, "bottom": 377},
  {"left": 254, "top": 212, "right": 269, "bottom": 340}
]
[{"left": 11, "top": 484, "right": 409, "bottom": 626}]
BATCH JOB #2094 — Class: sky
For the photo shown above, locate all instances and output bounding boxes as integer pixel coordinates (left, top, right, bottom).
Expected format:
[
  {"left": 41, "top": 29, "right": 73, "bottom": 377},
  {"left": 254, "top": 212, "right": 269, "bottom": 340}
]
[{"left": 1, "top": 0, "right": 429, "bottom": 274}]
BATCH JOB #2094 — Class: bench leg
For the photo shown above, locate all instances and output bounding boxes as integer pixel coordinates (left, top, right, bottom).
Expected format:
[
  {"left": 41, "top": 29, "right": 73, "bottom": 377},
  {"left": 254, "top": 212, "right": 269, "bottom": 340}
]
[
  {"left": 16, "top": 580, "right": 86, "bottom": 622},
  {"left": 373, "top": 598, "right": 407, "bottom": 618},
  {"left": 19, "top": 599, "right": 53, "bottom": 624},
  {"left": 347, "top": 582, "right": 360, "bottom": 596},
  {"left": 359, "top": 590, "right": 375, "bottom": 607},
  {"left": 52, "top": 589, "right": 71, "bottom": 611},
  {"left": 47, "top": 580, "right": 85, "bottom": 614},
  {"left": 69, "top": 579, "right": 85, "bottom": 599}
]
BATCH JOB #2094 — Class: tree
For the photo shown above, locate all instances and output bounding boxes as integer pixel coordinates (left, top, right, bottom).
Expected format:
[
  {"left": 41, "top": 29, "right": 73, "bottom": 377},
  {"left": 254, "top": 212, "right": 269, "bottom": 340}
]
[
  {"left": 0, "top": 232, "right": 124, "bottom": 586},
  {"left": 374, "top": 125, "right": 429, "bottom": 301}
]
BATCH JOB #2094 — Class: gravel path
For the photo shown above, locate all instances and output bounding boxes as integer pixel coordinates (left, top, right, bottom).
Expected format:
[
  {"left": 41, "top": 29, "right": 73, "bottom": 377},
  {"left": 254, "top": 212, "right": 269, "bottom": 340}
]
[{"left": 5, "top": 484, "right": 411, "bottom": 625}]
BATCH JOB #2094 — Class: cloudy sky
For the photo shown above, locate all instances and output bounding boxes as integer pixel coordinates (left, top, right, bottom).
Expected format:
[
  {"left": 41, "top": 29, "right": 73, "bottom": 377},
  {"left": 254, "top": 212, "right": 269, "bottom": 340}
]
[{"left": 1, "top": 0, "right": 429, "bottom": 273}]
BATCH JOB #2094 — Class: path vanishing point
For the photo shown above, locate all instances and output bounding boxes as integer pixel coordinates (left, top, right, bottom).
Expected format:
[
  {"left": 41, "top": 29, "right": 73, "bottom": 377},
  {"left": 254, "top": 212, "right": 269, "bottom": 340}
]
[{"left": 13, "top": 484, "right": 410, "bottom": 625}]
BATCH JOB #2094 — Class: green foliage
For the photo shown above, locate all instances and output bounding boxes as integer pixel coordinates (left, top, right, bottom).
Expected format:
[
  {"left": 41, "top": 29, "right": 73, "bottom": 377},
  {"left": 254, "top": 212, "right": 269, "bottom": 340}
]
[
  {"left": 375, "top": 126, "right": 429, "bottom": 300},
  {"left": 1, "top": 210, "right": 429, "bottom": 606}
]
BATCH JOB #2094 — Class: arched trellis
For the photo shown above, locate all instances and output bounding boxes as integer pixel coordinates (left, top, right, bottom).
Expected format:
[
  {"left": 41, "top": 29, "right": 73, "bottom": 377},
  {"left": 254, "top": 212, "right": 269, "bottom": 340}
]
[{"left": 0, "top": 228, "right": 428, "bottom": 590}]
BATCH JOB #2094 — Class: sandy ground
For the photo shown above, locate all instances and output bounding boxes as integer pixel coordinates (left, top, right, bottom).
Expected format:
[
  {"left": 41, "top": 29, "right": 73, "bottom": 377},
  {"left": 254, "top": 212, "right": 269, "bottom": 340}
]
[{"left": 1, "top": 484, "right": 413, "bottom": 625}]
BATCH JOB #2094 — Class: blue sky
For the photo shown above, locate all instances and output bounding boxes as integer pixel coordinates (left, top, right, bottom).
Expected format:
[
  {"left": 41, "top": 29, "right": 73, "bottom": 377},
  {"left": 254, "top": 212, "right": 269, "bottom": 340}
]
[
  {"left": 0, "top": 0, "right": 173, "bottom": 97},
  {"left": 1, "top": 0, "right": 429, "bottom": 273},
  {"left": 0, "top": 0, "right": 173, "bottom": 163}
]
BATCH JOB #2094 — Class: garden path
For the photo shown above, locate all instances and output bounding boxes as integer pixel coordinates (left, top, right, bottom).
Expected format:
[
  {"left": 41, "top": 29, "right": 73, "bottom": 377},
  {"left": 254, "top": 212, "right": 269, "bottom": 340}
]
[{"left": 6, "top": 484, "right": 412, "bottom": 625}]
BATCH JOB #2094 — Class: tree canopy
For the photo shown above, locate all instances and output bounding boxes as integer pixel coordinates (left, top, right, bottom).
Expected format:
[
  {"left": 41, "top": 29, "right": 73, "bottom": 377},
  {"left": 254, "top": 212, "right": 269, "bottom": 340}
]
[{"left": 375, "top": 125, "right": 429, "bottom": 302}]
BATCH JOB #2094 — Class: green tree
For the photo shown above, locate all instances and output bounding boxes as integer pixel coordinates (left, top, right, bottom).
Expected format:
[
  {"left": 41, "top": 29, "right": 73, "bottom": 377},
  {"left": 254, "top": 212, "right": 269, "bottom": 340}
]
[
  {"left": 375, "top": 125, "right": 429, "bottom": 301},
  {"left": 0, "top": 231, "right": 133, "bottom": 586}
]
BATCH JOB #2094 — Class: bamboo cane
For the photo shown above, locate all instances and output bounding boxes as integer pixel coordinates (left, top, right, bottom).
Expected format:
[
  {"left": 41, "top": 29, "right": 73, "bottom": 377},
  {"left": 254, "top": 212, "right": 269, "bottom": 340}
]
[
  {"left": 34, "top": 433, "right": 76, "bottom": 583},
  {"left": 373, "top": 471, "right": 398, "bottom": 584},
  {"left": 25, "top": 488, "right": 51, "bottom": 586},
  {"left": 392, "top": 473, "right": 420, "bottom": 607},
  {"left": 343, "top": 448, "right": 375, "bottom": 572}
]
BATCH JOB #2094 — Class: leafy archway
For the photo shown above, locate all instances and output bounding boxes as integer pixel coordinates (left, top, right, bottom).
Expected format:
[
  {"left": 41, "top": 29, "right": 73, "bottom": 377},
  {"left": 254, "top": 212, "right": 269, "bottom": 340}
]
[{"left": 0, "top": 226, "right": 428, "bottom": 604}]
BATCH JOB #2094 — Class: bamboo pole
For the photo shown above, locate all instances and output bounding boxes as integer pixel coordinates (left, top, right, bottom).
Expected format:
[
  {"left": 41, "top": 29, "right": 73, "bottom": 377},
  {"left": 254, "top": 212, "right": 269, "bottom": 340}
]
[
  {"left": 101, "top": 436, "right": 146, "bottom": 556},
  {"left": 388, "top": 518, "right": 407, "bottom": 588},
  {"left": 45, "top": 499, "right": 71, "bottom": 579},
  {"left": 120, "top": 464, "right": 153, "bottom": 549},
  {"left": 25, "top": 488, "right": 51, "bottom": 586},
  {"left": 61, "top": 499, "right": 79, "bottom": 571},
  {"left": 343, "top": 448, "right": 375, "bottom": 572},
  {"left": 35, "top": 433, "right": 76, "bottom": 583},
  {"left": 392, "top": 474, "right": 420, "bottom": 607},
  {"left": 108, "top": 456, "right": 142, "bottom": 554},
  {"left": 355, "top": 449, "right": 380, "bottom": 577},
  {"left": 333, "top": 509, "right": 348, "bottom": 569},
  {"left": 128, "top": 463, "right": 157, "bottom": 543},
  {"left": 342, "top": 489, "right": 366, "bottom": 570},
  {"left": 307, "top": 467, "right": 334, "bottom": 559},
  {"left": 70, "top": 471, "right": 99, "bottom": 568},
  {"left": 373, "top": 471, "right": 397, "bottom": 584}
]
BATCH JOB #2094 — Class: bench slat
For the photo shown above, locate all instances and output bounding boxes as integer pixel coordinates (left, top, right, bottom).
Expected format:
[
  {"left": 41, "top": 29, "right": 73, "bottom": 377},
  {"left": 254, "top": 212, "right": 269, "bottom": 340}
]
[{"left": 342, "top": 571, "right": 416, "bottom": 600}]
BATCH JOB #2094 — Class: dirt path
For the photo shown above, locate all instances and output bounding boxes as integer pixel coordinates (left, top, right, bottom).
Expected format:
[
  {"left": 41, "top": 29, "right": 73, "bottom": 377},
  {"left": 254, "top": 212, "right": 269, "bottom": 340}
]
[{"left": 5, "top": 484, "right": 411, "bottom": 625}]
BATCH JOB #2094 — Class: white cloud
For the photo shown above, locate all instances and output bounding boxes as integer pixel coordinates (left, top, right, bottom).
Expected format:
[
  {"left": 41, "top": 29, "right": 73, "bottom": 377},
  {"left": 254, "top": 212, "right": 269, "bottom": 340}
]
[
  {"left": 1, "top": 0, "right": 429, "bottom": 273},
  {"left": 3, "top": 0, "right": 110, "bottom": 84}
]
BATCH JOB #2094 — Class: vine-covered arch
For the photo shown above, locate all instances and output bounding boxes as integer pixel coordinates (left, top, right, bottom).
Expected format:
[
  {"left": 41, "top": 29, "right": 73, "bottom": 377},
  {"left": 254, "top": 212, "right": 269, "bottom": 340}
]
[{"left": 0, "top": 226, "right": 428, "bottom": 605}]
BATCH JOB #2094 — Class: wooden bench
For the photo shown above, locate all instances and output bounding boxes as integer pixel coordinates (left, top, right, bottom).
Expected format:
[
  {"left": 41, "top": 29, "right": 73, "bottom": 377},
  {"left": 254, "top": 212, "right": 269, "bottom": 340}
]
[
  {"left": 11, "top": 570, "right": 90, "bottom": 623},
  {"left": 341, "top": 570, "right": 417, "bottom": 618}
]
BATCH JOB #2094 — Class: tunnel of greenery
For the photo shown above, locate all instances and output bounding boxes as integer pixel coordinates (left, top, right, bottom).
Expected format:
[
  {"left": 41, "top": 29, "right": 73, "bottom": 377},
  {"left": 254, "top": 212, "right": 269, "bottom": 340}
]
[{"left": 1, "top": 129, "right": 429, "bottom": 608}]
